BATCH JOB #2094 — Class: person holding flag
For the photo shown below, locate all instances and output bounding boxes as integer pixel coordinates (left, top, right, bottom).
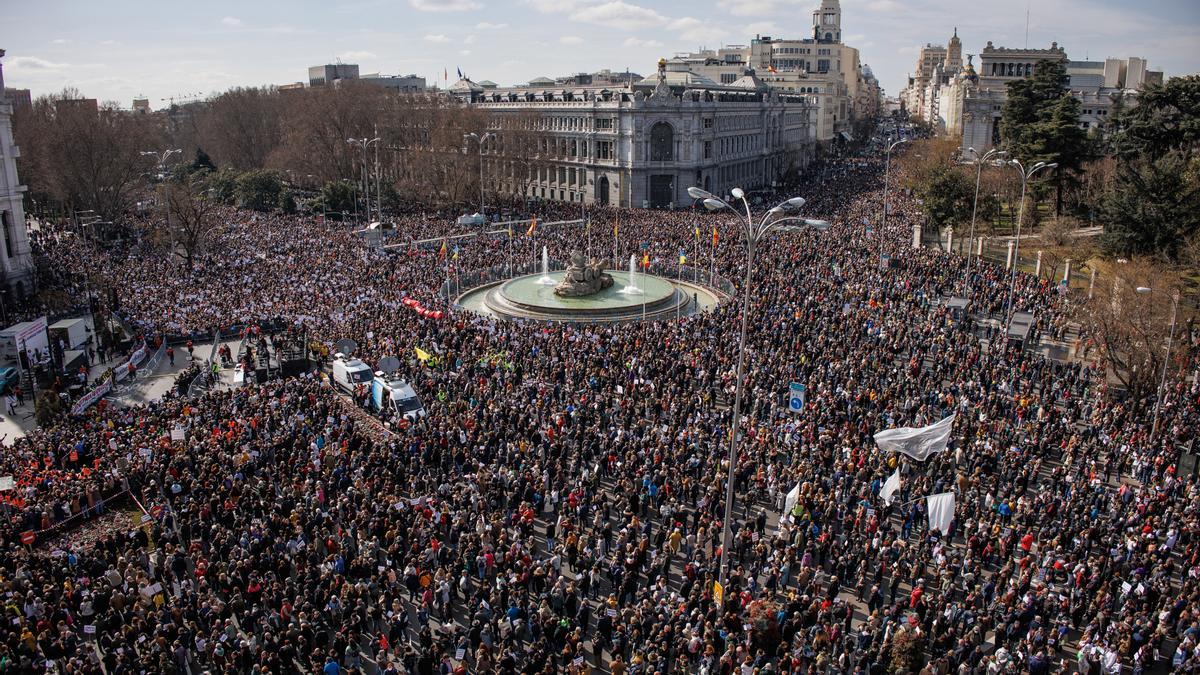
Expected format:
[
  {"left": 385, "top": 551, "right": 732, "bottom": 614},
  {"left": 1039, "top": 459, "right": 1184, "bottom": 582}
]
[{"left": 526, "top": 217, "right": 537, "bottom": 236}]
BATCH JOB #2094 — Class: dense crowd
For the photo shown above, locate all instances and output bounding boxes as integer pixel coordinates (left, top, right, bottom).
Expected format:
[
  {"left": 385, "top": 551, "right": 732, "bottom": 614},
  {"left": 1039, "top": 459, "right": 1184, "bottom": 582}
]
[{"left": 1, "top": 137, "right": 1198, "bottom": 675}]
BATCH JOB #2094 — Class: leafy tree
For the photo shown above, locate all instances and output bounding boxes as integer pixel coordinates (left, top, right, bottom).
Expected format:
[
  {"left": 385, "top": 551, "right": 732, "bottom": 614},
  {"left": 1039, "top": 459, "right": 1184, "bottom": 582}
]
[
  {"left": 203, "top": 167, "right": 241, "bottom": 205},
  {"left": 311, "top": 180, "right": 356, "bottom": 220},
  {"left": 279, "top": 188, "right": 297, "bottom": 215},
  {"left": 1099, "top": 75, "right": 1200, "bottom": 260},
  {"left": 191, "top": 147, "right": 216, "bottom": 173},
  {"left": 914, "top": 165, "right": 976, "bottom": 233},
  {"left": 235, "top": 169, "right": 284, "bottom": 212},
  {"left": 999, "top": 60, "right": 1091, "bottom": 215}
]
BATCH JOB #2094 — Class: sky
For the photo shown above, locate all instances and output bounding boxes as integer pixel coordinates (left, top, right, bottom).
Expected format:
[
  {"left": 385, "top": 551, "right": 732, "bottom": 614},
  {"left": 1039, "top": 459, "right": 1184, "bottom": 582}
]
[{"left": 2, "top": 0, "right": 1198, "bottom": 108}]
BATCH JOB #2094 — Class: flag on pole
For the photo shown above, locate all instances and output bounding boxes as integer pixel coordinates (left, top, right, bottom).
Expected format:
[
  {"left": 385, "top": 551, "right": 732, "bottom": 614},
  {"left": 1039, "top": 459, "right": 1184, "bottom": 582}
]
[
  {"left": 526, "top": 217, "right": 537, "bottom": 236},
  {"left": 415, "top": 347, "right": 432, "bottom": 362},
  {"left": 712, "top": 226, "right": 719, "bottom": 247},
  {"left": 642, "top": 252, "right": 650, "bottom": 269},
  {"left": 438, "top": 239, "right": 447, "bottom": 259},
  {"left": 694, "top": 224, "right": 700, "bottom": 241},
  {"left": 457, "top": 67, "right": 463, "bottom": 79},
  {"left": 873, "top": 414, "right": 956, "bottom": 462},
  {"left": 679, "top": 250, "right": 687, "bottom": 265},
  {"left": 926, "top": 492, "right": 955, "bottom": 535},
  {"left": 880, "top": 469, "right": 901, "bottom": 506},
  {"left": 614, "top": 218, "right": 619, "bottom": 239},
  {"left": 452, "top": 245, "right": 460, "bottom": 261},
  {"left": 443, "top": 68, "right": 448, "bottom": 81}
]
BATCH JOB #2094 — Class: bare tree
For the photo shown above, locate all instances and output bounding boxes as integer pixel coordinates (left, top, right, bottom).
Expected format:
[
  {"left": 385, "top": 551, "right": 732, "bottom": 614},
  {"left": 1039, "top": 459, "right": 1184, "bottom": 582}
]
[
  {"left": 1082, "top": 258, "right": 1188, "bottom": 413},
  {"left": 164, "top": 175, "right": 223, "bottom": 264},
  {"left": 13, "top": 89, "right": 163, "bottom": 221},
  {"left": 195, "top": 87, "right": 283, "bottom": 170}
]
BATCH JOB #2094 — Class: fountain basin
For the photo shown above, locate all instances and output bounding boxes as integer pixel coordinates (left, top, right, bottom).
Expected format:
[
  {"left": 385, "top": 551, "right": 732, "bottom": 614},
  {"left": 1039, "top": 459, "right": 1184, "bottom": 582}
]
[{"left": 479, "top": 271, "right": 699, "bottom": 322}]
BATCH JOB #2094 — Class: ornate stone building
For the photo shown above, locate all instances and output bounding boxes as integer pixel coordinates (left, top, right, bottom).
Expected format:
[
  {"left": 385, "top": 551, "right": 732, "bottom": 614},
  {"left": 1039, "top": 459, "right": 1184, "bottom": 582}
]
[
  {"left": 0, "top": 50, "right": 34, "bottom": 298},
  {"left": 451, "top": 61, "right": 815, "bottom": 209}
]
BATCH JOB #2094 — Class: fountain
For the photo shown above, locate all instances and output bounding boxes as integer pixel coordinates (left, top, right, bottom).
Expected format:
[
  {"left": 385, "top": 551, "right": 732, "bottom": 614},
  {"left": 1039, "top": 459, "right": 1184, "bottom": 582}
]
[
  {"left": 618, "top": 254, "right": 643, "bottom": 295},
  {"left": 536, "top": 246, "right": 556, "bottom": 285}
]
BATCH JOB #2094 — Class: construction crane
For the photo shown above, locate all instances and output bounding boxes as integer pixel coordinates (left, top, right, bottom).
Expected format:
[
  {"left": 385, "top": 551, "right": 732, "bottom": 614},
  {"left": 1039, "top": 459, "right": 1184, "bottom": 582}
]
[{"left": 160, "top": 92, "right": 203, "bottom": 106}]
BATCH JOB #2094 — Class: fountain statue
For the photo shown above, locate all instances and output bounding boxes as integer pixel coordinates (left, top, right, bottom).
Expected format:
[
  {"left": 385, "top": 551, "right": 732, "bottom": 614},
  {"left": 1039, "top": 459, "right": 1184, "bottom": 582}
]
[
  {"left": 618, "top": 254, "right": 643, "bottom": 295},
  {"left": 537, "top": 246, "right": 556, "bottom": 285},
  {"left": 554, "top": 251, "right": 614, "bottom": 297}
]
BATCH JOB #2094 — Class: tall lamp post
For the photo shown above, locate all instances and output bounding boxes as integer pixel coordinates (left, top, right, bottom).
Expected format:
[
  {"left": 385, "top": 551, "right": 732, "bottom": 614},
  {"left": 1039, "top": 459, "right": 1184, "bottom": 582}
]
[
  {"left": 463, "top": 132, "right": 496, "bottom": 217},
  {"left": 687, "top": 184, "right": 830, "bottom": 599},
  {"left": 879, "top": 137, "right": 907, "bottom": 269},
  {"left": 1135, "top": 286, "right": 1180, "bottom": 444},
  {"left": 140, "top": 148, "right": 182, "bottom": 258},
  {"left": 962, "top": 147, "right": 1007, "bottom": 297},
  {"left": 1003, "top": 159, "right": 1057, "bottom": 324},
  {"left": 347, "top": 137, "right": 381, "bottom": 223}
]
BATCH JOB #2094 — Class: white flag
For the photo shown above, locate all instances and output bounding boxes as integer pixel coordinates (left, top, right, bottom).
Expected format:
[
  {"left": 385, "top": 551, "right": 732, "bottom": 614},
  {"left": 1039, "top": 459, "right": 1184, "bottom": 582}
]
[
  {"left": 926, "top": 492, "right": 955, "bottom": 535},
  {"left": 880, "top": 470, "right": 901, "bottom": 506},
  {"left": 874, "top": 414, "right": 956, "bottom": 461},
  {"left": 781, "top": 483, "right": 800, "bottom": 528}
]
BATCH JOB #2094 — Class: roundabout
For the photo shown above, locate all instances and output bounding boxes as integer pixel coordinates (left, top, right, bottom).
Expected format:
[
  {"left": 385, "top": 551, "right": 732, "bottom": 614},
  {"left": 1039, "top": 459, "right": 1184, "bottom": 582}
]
[{"left": 457, "top": 269, "right": 726, "bottom": 322}]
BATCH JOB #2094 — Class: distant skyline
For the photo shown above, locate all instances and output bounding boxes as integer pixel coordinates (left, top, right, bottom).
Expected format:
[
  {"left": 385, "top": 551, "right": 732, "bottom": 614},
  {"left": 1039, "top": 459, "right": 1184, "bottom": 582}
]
[{"left": 3, "top": 0, "right": 1198, "bottom": 108}]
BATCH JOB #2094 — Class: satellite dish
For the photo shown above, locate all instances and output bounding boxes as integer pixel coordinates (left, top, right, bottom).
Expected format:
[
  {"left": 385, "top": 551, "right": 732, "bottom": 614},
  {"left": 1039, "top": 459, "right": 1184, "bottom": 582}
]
[
  {"left": 378, "top": 356, "right": 401, "bottom": 375},
  {"left": 335, "top": 339, "right": 358, "bottom": 356}
]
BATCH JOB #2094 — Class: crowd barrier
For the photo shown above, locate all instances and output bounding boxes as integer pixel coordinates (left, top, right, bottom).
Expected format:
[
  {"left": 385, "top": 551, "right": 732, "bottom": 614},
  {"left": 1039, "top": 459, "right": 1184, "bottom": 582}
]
[{"left": 68, "top": 338, "right": 150, "bottom": 416}]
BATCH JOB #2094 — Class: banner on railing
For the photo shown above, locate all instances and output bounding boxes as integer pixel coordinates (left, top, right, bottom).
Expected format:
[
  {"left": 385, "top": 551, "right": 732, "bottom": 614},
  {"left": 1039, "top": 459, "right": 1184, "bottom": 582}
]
[
  {"left": 70, "top": 379, "right": 112, "bottom": 416},
  {"left": 113, "top": 341, "right": 149, "bottom": 383}
]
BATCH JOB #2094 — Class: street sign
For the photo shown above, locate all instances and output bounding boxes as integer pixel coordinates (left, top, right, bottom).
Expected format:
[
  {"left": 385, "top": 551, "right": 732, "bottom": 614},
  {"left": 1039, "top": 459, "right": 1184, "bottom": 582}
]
[
  {"left": 20, "top": 531, "right": 35, "bottom": 546},
  {"left": 788, "top": 383, "right": 806, "bottom": 413}
]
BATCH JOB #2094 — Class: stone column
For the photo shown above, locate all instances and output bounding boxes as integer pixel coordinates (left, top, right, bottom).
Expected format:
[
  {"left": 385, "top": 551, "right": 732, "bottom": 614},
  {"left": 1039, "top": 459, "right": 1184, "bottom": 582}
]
[
  {"left": 1035, "top": 251, "right": 1043, "bottom": 277},
  {"left": 912, "top": 223, "right": 922, "bottom": 249},
  {"left": 1005, "top": 241, "right": 1015, "bottom": 270},
  {"left": 946, "top": 229, "right": 954, "bottom": 253}
]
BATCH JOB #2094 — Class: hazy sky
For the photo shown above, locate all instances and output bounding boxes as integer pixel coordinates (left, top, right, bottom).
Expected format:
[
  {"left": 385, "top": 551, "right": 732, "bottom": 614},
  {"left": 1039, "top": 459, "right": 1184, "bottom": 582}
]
[{"left": 3, "top": 0, "right": 1198, "bottom": 108}]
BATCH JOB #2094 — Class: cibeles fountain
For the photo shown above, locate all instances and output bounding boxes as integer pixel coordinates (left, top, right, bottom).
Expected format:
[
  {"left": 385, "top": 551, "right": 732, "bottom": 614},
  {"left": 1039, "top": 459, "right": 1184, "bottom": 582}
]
[{"left": 455, "top": 248, "right": 726, "bottom": 323}]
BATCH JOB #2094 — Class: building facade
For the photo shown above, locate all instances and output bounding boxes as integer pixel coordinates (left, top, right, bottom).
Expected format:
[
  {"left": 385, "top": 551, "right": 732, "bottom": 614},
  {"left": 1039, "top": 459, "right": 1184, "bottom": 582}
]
[
  {"left": 659, "top": 0, "right": 880, "bottom": 143},
  {"left": 0, "top": 51, "right": 35, "bottom": 297},
  {"left": 308, "top": 63, "right": 360, "bottom": 87},
  {"left": 451, "top": 61, "right": 815, "bottom": 209}
]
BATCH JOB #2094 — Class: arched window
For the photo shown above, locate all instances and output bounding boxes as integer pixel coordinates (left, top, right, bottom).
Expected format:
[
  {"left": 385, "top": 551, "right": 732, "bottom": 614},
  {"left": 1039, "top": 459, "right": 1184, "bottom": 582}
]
[{"left": 649, "top": 122, "right": 674, "bottom": 161}]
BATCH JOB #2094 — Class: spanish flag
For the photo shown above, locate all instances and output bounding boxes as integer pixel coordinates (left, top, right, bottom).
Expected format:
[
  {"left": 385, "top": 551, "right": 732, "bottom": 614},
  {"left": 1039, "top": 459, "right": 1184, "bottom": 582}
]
[
  {"left": 526, "top": 217, "right": 537, "bottom": 236},
  {"left": 415, "top": 347, "right": 431, "bottom": 362},
  {"left": 438, "top": 239, "right": 447, "bottom": 259},
  {"left": 712, "top": 226, "right": 719, "bottom": 247}
]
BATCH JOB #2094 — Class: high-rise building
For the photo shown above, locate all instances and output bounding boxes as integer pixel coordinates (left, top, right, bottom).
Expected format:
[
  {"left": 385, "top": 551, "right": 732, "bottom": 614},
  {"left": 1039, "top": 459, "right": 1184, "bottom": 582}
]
[{"left": 0, "top": 50, "right": 35, "bottom": 298}]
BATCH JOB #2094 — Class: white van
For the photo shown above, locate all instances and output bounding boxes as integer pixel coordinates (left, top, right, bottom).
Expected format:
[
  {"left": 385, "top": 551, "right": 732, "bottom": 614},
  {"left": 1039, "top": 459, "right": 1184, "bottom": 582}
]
[
  {"left": 331, "top": 353, "right": 373, "bottom": 394},
  {"left": 370, "top": 373, "right": 426, "bottom": 421}
]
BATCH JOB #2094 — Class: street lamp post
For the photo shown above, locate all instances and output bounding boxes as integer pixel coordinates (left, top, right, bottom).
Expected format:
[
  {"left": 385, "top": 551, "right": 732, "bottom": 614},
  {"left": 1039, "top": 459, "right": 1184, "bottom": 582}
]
[
  {"left": 463, "top": 132, "right": 496, "bottom": 218},
  {"left": 1135, "top": 286, "right": 1180, "bottom": 444},
  {"left": 963, "top": 147, "right": 1007, "bottom": 297},
  {"left": 880, "top": 137, "right": 907, "bottom": 269},
  {"left": 347, "top": 137, "right": 381, "bottom": 223},
  {"left": 1003, "top": 159, "right": 1057, "bottom": 325},
  {"left": 140, "top": 148, "right": 182, "bottom": 259},
  {"left": 687, "top": 184, "right": 830, "bottom": 600}
]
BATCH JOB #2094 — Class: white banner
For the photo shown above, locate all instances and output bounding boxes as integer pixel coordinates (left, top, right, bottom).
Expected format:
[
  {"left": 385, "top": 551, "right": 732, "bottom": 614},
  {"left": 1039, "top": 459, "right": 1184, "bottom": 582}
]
[
  {"left": 70, "top": 379, "right": 113, "bottom": 416},
  {"left": 874, "top": 414, "right": 956, "bottom": 462},
  {"left": 880, "top": 469, "right": 901, "bottom": 506},
  {"left": 926, "top": 492, "right": 955, "bottom": 535},
  {"left": 781, "top": 482, "right": 800, "bottom": 527}
]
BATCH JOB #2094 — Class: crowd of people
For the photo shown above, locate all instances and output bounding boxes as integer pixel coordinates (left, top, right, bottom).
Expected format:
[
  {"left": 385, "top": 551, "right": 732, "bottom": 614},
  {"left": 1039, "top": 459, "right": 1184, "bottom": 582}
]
[{"left": 0, "top": 135, "right": 1198, "bottom": 675}]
